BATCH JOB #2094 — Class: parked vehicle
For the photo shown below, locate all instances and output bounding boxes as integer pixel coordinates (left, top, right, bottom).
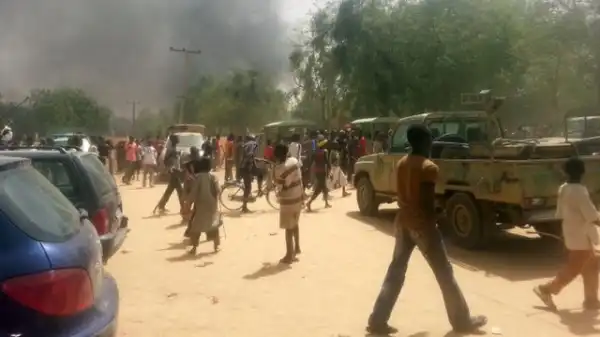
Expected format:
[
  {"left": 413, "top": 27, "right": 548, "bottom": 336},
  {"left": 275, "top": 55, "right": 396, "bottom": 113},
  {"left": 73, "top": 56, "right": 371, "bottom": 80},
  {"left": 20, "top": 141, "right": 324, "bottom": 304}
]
[
  {"left": 0, "top": 156, "right": 118, "bottom": 336},
  {"left": 51, "top": 132, "right": 93, "bottom": 152},
  {"left": 166, "top": 123, "right": 206, "bottom": 134},
  {"left": 157, "top": 131, "right": 205, "bottom": 181},
  {"left": 0, "top": 146, "right": 128, "bottom": 263},
  {"left": 259, "top": 119, "right": 318, "bottom": 155},
  {"left": 350, "top": 116, "right": 400, "bottom": 153},
  {"left": 353, "top": 90, "right": 600, "bottom": 249}
]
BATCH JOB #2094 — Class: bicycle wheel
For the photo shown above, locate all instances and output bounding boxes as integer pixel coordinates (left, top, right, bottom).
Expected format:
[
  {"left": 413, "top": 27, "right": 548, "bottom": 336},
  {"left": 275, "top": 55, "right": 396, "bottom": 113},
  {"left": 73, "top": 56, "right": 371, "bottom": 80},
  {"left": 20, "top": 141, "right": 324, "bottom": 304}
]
[
  {"left": 265, "top": 187, "right": 280, "bottom": 210},
  {"left": 219, "top": 182, "right": 245, "bottom": 211}
]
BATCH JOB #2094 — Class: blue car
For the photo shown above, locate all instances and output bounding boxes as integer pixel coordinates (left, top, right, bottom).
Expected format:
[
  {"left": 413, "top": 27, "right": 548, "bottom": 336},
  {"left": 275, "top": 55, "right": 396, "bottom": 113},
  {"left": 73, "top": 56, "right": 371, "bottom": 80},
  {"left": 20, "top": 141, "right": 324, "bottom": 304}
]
[{"left": 0, "top": 157, "right": 118, "bottom": 337}]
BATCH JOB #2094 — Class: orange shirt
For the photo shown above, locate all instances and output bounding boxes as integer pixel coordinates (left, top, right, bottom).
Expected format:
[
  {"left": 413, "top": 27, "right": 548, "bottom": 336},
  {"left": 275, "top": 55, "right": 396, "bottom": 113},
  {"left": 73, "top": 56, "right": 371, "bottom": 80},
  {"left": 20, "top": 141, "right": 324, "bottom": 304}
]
[
  {"left": 225, "top": 141, "right": 234, "bottom": 159},
  {"left": 395, "top": 155, "right": 438, "bottom": 232}
]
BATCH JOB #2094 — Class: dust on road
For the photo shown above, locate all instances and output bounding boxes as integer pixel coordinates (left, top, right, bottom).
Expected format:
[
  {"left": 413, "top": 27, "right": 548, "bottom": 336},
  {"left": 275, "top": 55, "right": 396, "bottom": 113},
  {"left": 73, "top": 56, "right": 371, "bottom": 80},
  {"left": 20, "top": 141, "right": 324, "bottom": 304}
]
[{"left": 107, "top": 177, "right": 597, "bottom": 337}]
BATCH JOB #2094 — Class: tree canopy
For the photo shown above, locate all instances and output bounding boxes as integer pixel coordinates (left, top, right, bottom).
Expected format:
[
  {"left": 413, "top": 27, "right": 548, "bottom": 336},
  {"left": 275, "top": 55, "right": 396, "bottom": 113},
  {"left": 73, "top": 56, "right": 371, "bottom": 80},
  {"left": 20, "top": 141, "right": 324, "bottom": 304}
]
[
  {"left": 290, "top": 0, "right": 600, "bottom": 128},
  {"left": 0, "top": 88, "right": 113, "bottom": 136},
  {"left": 179, "top": 70, "right": 288, "bottom": 134},
  {"left": 130, "top": 70, "right": 288, "bottom": 137}
]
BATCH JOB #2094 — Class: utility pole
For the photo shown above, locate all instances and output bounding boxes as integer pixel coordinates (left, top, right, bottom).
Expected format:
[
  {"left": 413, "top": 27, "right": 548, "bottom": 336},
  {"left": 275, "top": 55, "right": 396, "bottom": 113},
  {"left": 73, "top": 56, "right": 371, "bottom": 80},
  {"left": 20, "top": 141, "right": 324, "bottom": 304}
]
[
  {"left": 127, "top": 100, "right": 139, "bottom": 135},
  {"left": 169, "top": 47, "right": 201, "bottom": 123},
  {"left": 176, "top": 95, "right": 186, "bottom": 124}
]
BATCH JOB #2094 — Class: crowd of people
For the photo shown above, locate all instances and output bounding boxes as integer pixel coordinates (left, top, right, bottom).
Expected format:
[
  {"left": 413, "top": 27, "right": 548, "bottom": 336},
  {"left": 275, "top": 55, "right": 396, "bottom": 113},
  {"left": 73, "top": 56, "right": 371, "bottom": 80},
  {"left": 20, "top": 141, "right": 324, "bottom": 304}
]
[
  {"left": 6, "top": 119, "right": 600, "bottom": 334},
  {"left": 146, "top": 128, "right": 380, "bottom": 260}
]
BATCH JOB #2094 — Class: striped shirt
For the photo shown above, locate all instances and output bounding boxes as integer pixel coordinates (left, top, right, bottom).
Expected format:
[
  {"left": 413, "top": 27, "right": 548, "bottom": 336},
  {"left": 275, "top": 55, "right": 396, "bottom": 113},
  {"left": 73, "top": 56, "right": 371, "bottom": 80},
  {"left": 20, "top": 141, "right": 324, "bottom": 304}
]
[{"left": 273, "top": 157, "right": 304, "bottom": 211}]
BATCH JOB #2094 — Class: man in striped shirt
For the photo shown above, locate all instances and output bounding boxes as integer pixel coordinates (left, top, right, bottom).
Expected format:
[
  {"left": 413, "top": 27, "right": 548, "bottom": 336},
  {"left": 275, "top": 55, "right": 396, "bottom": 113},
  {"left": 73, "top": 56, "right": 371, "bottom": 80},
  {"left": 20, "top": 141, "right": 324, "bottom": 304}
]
[{"left": 273, "top": 143, "right": 303, "bottom": 264}]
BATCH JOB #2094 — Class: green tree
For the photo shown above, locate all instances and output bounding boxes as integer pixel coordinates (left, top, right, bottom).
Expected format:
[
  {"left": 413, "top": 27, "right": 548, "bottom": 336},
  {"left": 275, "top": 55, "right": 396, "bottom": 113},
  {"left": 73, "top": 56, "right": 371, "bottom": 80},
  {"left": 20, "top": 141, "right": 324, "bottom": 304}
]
[
  {"left": 0, "top": 88, "right": 113, "bottom": 136},
  {"left": 290, "top": 0, "right": 600, "bottom": 128},
  {"left": 29, "top": 88, "right": 112, "bottom": 134},
  {"left": 179, "top": 70, "right": 287, "bottom": 134}
]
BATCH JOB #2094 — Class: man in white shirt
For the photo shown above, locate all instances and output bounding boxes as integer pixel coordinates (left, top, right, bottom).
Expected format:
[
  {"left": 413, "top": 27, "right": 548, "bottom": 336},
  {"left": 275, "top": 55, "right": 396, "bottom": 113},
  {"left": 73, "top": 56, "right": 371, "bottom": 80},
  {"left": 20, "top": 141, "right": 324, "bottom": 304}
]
[
  {"left": 534, "top": 157, "right": 600, "bottom": 311},
  {"left": 288, "top": 133, "right": 302, "bottom": 165},
  {"left": 141, "top": 139, "right": 158, "bottom": 188}
]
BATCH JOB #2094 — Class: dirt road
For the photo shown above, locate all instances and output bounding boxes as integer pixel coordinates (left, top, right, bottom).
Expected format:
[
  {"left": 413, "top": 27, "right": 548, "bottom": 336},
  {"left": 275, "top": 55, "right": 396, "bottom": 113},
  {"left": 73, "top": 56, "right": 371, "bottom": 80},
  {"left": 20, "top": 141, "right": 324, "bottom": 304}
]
[{"left": 108, "top": 177, "right": 598, "bottom": 337}]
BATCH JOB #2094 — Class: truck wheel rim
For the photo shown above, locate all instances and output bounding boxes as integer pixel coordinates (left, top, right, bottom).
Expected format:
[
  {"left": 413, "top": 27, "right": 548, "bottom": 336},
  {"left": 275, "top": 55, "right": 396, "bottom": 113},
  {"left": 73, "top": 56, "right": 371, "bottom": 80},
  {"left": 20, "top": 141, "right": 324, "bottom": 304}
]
[{"left": 453, "top": 205, "right": 472, "bottom": 237}]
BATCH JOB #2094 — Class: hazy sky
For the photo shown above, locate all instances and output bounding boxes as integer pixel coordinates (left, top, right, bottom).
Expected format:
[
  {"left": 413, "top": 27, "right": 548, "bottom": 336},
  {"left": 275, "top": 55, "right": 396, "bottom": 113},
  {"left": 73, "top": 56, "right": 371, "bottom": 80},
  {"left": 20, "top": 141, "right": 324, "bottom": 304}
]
[{"left": 0, "top": 0, "right": 320, "bottom": 114}]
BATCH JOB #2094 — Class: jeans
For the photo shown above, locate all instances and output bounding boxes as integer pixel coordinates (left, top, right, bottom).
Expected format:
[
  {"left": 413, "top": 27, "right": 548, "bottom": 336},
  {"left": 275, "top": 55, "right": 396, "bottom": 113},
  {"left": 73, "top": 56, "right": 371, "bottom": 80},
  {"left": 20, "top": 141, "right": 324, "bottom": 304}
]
[
  {"left": 157, "top": 172, "right": 183, "bottom": 210},
  {"left": 368, "top": 226, "right": 471, "bottom": 329}
]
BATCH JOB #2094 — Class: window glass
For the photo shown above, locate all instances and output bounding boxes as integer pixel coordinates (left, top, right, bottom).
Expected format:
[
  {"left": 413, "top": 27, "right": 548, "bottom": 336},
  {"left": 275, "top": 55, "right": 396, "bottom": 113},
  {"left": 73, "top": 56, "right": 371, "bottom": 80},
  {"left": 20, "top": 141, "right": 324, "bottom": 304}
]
[
  {"left": 79, "top": 154, "right": 116, "bottom": 195},
  {"left": 465, "top": 121, "right": 488, "bottom": 142},
  {"left": 175, "top": 134, "right": 205, "bottom": 147},
  {"left": 31, "top": 160, "right": 77, "bottom": 199},
  {"left": 390, "top": 121, "right": 413, "bottom": 152},
  {"left": 428, "top": 122, "right": 444, "bottom": 139},
  {"left": 445, "top": 122, "right": 460, "bottom": 135},
  {"left": 0, "top": 165, "right": 80, "bottom": 242}
]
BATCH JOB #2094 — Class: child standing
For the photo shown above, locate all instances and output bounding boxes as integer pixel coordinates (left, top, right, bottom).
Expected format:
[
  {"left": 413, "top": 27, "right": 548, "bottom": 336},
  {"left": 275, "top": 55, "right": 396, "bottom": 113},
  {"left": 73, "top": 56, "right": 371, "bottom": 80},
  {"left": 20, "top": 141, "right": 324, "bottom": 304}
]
[
  {"left": 183, "top": 157, "right": 221, "bottom": 254},
  {"left": 534, "top": 157, "right": 600, "bottom": 311},
  {"left": 141, "top": 140, "right": 157, "bottom": 188}
]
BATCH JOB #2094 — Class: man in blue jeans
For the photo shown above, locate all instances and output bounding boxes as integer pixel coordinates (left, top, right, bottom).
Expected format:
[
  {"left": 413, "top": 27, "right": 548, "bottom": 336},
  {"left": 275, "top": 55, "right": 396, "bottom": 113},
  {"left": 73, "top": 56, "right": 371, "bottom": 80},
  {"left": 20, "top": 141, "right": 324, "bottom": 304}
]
[{"left": 366, "top": 124, "right": 487, "bottom": 335}]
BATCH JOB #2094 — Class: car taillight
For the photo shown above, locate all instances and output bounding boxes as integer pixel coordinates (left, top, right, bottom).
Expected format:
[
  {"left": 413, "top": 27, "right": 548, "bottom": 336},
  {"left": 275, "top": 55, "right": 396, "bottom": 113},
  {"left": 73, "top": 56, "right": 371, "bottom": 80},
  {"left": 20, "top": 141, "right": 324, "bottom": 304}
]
[
  {"left": 91, "top": 208, "right": 109, "bottom": 235},
  {"left": 2, "top": 269, "right": 93, "bottom": 316}
]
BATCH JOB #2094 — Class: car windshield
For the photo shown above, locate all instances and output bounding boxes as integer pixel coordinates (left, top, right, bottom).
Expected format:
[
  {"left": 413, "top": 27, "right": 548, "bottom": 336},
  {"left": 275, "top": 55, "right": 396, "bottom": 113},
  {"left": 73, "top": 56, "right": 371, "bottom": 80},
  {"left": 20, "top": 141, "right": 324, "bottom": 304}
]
[
  {"left": 175, "top": 134, "right": 204, "bottom": 147},
  {"left": 0, "top": 165, "right": 80, "bottom": 242},
  {"left": 53, "top": 137, "right": 69, "bottom": 146},
  {"left": 566, "top": 117, "right": 600, "bottom": 139}
]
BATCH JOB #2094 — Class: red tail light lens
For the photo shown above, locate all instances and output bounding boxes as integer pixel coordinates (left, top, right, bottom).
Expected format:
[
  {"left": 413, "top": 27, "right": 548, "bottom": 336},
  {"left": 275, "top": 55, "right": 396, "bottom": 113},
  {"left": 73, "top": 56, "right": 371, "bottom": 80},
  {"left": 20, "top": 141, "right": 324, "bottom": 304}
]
[
  {"left": 91, "top": 208, "right": 109, "bottom": 235},
  {"left": 2, "top": 269, "right": 93, "bottom": 316}
]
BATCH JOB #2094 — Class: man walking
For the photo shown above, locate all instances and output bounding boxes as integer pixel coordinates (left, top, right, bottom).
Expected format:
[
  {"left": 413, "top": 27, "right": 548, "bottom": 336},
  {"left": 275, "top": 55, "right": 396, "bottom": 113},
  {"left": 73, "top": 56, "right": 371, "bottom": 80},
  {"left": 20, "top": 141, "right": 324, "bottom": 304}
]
[
  {"left": 224, "top": 134, "right": 235, "bottom": 181},
  {"left": 366, "top": 124, "right": 486, "bottom": 335},
  {"left": 122, "top": 136, "right": 138, "bottom": 185},
  {"left": 239, "top": 135, "right": 260, "bottom": 213},
  {"left": 155, "top": 134, "right": 183, "bottom": 214}
]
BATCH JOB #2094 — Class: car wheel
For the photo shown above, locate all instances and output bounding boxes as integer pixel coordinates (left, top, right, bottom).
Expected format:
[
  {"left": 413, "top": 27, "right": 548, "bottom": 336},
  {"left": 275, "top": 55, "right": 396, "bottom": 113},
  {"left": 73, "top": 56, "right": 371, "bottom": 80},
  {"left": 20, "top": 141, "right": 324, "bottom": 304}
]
[
  {"left": 445, "top": 193, "right": 489, "bottom": 250},
  {"left": 356, "top": 175, "right": 379, "bottom": 216}
]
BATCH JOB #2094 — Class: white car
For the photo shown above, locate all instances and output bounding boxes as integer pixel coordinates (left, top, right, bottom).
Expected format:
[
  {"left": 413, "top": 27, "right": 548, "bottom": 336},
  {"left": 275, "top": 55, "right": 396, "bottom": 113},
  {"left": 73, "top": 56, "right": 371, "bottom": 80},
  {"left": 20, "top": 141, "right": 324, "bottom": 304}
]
[
  {"left": 52, "top": 133, "right": 93, "bottom": 152},
  {"left": 157, "top": 132, "right": 205, "bottom": 178}
]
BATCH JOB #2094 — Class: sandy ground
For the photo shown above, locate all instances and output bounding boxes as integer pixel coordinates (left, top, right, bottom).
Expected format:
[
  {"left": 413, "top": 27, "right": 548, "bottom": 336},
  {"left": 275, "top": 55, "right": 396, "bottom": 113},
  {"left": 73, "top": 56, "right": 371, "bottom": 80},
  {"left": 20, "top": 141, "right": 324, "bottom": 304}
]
[{"left": 107, "top": 173, "right": 600, "bottom": 337}]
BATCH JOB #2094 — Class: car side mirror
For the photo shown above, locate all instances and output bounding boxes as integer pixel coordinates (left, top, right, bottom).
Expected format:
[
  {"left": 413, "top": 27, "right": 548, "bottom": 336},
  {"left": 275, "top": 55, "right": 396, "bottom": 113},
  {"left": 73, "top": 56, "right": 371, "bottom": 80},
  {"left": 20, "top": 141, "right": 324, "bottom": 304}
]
[{"left": 78, "top": 208, "right": 89, "bottom": 220}]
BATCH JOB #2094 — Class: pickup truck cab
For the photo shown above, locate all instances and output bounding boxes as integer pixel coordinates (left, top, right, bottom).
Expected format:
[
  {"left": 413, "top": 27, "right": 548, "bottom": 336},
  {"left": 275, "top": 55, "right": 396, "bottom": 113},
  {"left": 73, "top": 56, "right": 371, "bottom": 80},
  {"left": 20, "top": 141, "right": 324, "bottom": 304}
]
[{"left": 353, "top": 92, "right": 600, "bottom": 249}]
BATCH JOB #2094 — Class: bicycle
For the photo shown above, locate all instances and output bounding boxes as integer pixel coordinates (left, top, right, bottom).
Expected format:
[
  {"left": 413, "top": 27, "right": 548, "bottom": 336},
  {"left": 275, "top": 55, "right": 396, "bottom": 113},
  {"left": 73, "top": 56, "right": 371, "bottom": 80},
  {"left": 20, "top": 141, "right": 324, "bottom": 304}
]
[{"left": 219, "top": 158, "right": 280, "bottom": 211}]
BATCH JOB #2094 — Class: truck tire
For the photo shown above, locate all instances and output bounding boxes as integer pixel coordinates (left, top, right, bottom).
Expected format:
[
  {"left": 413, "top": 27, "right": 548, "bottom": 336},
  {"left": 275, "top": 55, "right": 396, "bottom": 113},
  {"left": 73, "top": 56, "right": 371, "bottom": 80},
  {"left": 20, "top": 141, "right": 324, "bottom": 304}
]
[
  {"left": 445, "top": 193, "right": 488, "bottom": 249},
  {"left": 356, "top": 176, "right": 380, "bottom": 216}
]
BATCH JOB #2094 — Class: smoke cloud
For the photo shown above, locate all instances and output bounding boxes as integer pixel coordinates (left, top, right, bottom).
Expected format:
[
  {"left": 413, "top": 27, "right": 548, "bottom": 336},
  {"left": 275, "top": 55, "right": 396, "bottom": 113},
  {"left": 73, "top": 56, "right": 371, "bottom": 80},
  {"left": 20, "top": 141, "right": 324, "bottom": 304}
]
[{"left": 0, "top": 0, "right": 293, "bottom": 114}]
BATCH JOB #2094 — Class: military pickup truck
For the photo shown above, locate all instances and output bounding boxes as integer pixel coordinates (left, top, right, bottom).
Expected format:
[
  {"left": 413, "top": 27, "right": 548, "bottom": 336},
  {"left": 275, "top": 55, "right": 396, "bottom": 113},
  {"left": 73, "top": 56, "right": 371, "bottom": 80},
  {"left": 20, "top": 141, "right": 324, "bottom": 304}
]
[{"left": 353, "top": 91, "right": 600, "bottom": 249}]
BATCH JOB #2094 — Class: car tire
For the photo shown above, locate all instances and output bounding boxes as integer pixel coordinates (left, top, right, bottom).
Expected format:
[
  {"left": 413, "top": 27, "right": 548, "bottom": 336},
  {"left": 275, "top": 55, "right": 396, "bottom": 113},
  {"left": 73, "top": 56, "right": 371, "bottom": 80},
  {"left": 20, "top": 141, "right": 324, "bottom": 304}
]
[
  {"left": 445, "top": 192, "right": 490, "bottom": 250},
  {"left": 356, "top": 175, "right": 380, "bottom": 216}
]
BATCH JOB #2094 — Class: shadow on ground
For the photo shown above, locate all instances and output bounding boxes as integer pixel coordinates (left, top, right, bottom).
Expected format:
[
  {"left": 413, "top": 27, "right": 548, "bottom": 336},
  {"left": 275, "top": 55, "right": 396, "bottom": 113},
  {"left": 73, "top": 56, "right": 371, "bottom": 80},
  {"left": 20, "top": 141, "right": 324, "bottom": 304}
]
[
  {"left": 222, "top": 209, "right": 276, "bottom": 219},
  {"left": 166, "top": 251, "right": 217, "bottom": 262},
  {"left": 347, "top": 210, "right": 564, "bottom": 282},
  {"left": 243, "top": 262, "right": 291, "bottom": 280}
]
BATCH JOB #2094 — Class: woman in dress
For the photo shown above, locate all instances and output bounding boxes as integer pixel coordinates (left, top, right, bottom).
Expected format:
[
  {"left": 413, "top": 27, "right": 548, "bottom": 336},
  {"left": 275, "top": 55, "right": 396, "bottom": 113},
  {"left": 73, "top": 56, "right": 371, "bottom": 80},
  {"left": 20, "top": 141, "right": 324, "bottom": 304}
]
[{"left": 182, "top": 156, "right": 222, "bottom": 254}]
